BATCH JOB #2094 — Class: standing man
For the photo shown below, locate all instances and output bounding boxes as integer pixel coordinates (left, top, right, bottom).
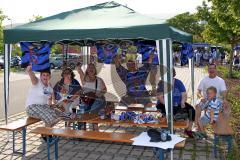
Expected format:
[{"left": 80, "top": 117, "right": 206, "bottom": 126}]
[
  {"left": 195, "top": 63, "right": 228, "bottom": 130},
  {"left": 113, "top": 46, "right": 154, "bottom": 106}
]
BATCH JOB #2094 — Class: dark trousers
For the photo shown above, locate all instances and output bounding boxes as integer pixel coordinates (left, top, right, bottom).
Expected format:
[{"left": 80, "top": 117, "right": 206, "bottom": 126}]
[{"left": 156, "top": 102, "right": 195, "bottom": 121}]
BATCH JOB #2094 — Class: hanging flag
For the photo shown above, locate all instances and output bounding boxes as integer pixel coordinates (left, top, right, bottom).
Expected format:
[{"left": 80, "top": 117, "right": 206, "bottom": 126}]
[
  {"left": 137, "top": 43, "right": 159, "bottom": 65},
  {"left": 181, "top": 43, "right": 193, "bottom": 65},
  {"left": 20, "top": 41, "right": 53, "bottom": 71},
  {"left": 96, "top": 43, "right": 118, "bottom": 64}
]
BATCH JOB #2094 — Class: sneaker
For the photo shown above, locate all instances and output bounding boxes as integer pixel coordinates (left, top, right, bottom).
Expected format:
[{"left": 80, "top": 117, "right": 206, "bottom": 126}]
[
  {"left": 41, "top": 135, "right": 53, "bottom": 142},
  {"left": 184, "top": 130, "right": 194, "bottom": 138},
  {"left": 193, "top": 131, "right": 207, "bottom": 140}
]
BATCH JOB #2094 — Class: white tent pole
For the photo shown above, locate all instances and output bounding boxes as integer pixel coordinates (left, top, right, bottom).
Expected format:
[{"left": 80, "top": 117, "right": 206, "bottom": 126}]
[
  {"left": 4, "top": 44, "right": 11, "bottom": 125},
  {"left": 157, "top": 39, "right": 173, "bottom": 160},
  {"left": 188, "top": 58, "right": 195, "bottom": 105}
]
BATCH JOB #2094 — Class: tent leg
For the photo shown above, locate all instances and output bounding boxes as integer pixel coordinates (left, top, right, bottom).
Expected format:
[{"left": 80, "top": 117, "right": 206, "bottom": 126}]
[
  {"left": 157, "top": 39, "right": 173, "bottom": 160},
  {"left": 188, "top": 58, "right": 195, "bottom": 105},
  {"left": 4, "top": 44, "right": 11, "bottom": 142},
  {"left": 4, "top": 44, "right": 11, "bottom": 125}
]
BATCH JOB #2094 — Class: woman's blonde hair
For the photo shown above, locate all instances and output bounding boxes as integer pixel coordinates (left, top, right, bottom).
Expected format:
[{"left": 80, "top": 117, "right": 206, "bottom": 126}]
[{"left": 84, "top": 63, "right": 97, "bottom": 81}]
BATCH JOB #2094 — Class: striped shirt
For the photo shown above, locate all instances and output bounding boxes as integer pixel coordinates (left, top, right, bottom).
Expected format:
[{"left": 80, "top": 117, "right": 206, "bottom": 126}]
[{"left": 206, "top": 98, "right": 222, "bottom": 121}]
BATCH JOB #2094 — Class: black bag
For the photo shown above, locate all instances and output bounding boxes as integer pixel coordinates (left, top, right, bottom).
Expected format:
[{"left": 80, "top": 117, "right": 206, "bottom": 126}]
[{"left": 147, "top": 129, "right": 172, "bottom": 142}]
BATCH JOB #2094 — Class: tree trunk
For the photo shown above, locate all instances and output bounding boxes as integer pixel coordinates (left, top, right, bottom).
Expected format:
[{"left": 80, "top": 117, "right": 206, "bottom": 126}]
[{"left": 228, "top": 43, "right": 235, "bottom": 78}]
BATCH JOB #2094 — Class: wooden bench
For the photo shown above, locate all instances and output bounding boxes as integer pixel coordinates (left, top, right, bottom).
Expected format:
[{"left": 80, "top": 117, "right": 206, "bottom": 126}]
[
  {"left": 31, "top": 127, "right": 185, "bottom": 160},
  {"left": 79, "top": 116, "right": 188, "bottom": 131},
  {"left": 0, "top": 117, "right": 40, "bottom": 155}
]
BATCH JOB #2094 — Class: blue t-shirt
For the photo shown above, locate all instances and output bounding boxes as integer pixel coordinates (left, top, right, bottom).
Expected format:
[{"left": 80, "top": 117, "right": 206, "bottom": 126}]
[{"left": 157, "top": 78, "right": 186, "bottom": 105}]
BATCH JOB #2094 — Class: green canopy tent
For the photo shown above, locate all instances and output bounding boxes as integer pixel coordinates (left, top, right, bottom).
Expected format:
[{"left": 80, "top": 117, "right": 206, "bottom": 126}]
[{"left": 3, "top": 1, "right": 193, "bottom": 149}]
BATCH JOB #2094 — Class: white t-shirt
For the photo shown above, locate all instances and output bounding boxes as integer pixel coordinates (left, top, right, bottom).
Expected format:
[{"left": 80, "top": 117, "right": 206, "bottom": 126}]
[
  {"left": 82, "top": 77, "right": 103, "bottom": 93},
  {"left": 197, "top": 76, "right": 227, "bottom": 99},
  {"left": 26, "top": 78, "right": 53, "bottom": 107}
]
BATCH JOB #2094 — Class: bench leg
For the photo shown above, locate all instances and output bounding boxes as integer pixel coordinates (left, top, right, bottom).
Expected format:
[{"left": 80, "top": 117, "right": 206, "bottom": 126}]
[
  {"left": 12, "top": 127, "right": 26, "bottom": 156},
  {"left": 47, "top": 136, "right": 59, "bottom": 160},
  {"left": 153, "top": 148, "right": 164, "bottom": 160},
  {"left": 22, "top": 127, "right": 26, "bottom": 156}
]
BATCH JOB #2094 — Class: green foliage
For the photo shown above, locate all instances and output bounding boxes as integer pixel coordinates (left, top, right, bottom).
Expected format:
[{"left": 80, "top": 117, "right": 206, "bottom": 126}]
[
  {"left": 12, "top": 44, "right": 21, "bottom": 56},
  {"left": 217, "top": 65, "right": 240, "bottom": 79},
  {"left": 167, "top": 12, "right": 204, "bottom": 42},
  {"left": 196, "top": 0, "right": 240, "bottom": 77},
  {"left": 0, "top": 9, "right": 7, "bottom": 54},
  {"left": 29, "top": 15, "right": 43, "bottom": 22},
  {"left": 226, "top": 140, "right": 240, "bottom": 160}
]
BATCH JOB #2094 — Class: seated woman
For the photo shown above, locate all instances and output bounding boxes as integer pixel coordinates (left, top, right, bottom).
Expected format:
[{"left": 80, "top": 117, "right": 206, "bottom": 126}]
[
  {"left": 156, "top": 68, "right": 195, "bottom": 138},
  {"left": 53, "top": 68, "right": 81, "bottom": 113},
  {"left": 77, "top": 63, "right": 107, "bottom": 114},
  {"left": 25, "top": 65, "right": 60, "bottom": 127}
]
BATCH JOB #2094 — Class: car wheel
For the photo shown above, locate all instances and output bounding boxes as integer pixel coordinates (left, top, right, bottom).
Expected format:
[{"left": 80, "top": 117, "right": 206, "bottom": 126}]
[
  {"left": 69, "top": 63, "right": 75, "bottom": 70},
  {"left": 50, "top": 63, "right": 55, "bottom": 69}
]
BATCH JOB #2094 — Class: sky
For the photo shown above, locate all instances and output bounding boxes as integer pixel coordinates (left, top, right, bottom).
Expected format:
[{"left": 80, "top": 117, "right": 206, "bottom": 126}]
[{"left": 1, "top": 0, "right": 204, "bottom": 26}]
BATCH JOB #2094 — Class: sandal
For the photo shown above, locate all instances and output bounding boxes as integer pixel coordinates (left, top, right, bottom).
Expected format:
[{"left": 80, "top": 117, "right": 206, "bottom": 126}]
[{"left": 184, "top": 130, "right": 194, "bottom": 138}]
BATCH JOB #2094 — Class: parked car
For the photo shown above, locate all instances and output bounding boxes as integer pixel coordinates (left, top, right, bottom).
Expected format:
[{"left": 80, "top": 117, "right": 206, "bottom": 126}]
[
  {"left": 10, "top": 56, "right": 21, "bottom": 67},
  {"left": 50, "top": 53, "right": 83, "bottom": 69},
  {"left": 50, "top": 56, "right": 63, "bottom": 69}
]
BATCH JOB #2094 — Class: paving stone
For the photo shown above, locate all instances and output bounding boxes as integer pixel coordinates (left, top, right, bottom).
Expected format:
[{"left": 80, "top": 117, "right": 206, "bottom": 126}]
[
  {"left": 75, "top": 152, "right": 89, "bottom": 158},
  {"left": 142, "top": 151, "right": 154, "bottom": 157},
  {"left": 182, "top": 154, "right": 192, "bottom": 160},
  {"left": 125, "top": 156, "right": 138, "bottom": 160},
  {"left": 196, "top": 155, "right": 207, "bottom": 160},
  {"left": 99, "top": 154, "right": 113, "bottom": 160},
  {"left": 86, "top": 153, "right": 101, "bottom": 160},
  {"left": 106, "top": 148, "right": 119, "bottom": 154},
  {"left": 121, "top": 145, "right": 133, "bottom": 150},
  {"left": 130, "top": 149, "right": 143, "bottom": 156},
  {"left": 95, "top": 146, "right": 108, "bottom": 152},
  {"left": 0, "top": 155, "right": 7, "bottom": 159},
  {"left": 110, "top": 144, "right": 122, "bottom": 149},
  {"left": 118, "top": 149, "right": 131, "bottom": 155},
  {"left": 139, "top": 156, "right": 153, "bottom": 160},
  {"left": 83, "top": 146, "right": 97, "bottom": 152},
  {"left": 112, "top": 155, "right": 126, "bottom": 160}
]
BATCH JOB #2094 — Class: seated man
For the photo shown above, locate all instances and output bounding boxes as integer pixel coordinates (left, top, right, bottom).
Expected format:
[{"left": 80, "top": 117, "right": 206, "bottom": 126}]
[
  {"left": 113, "top": 46, "right": 154, "bottom": 106},
  {"left": 25, "top": 65, "right": 60, "bottom": 127},
  {"left": 195, "top": 63, "right": 228, "bottom": 131},
  {"left": 156, "top": 68, "right": 195, "bottom": 138}
]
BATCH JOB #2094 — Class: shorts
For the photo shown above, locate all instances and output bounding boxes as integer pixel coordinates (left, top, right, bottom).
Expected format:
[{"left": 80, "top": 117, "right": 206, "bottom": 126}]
[
  {"left": 121, "top": 94, "right": 151, "bottom": 106},
  {"left": 26, "top": 104, "right": 60, "bottom": 126},
  {"left": 200, "top": 113, "right": 210, "bottom": 126}
]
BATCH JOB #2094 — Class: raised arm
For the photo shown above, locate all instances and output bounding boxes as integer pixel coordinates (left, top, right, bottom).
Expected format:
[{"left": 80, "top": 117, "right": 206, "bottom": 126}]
[
  {"left": 76, "top": 64, "right": 85, "bottom": 85},
  {"left": 113, "top": 55, "right": 128, "bottom": 82},
  {"left": 96, "top": 78, "right": 107, "bottom": 97},
  {"left": 157, "top": 92, "right": 165, "bottom": 104},
  {"left": 26, "top": 65, "right": 38, "bottom": 85},
  {"left": 181, "top": 92, "right": 187, "bottom": 108}
]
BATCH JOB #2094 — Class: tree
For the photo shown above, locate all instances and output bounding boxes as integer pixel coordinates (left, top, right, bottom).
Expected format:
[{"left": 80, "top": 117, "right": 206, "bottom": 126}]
[
  {"left": 29, "top": 15, "right": 43, "bottom": 22},
  {"left": 0, "top": 9, "right": 7, "bottom": 54},
  {"left": 196, "top": 0, "right": 240, "bottom": 77},
  {"left": 167, "top": 12, "right": 205, "bottom": 42}
]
